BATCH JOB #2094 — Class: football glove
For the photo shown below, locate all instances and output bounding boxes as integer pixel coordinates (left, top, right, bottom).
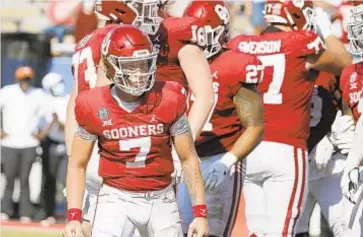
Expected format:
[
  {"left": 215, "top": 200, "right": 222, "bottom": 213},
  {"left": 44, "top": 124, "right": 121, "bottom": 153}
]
[{"left": 202, "top": 152, "right": 237, "bottom": 192}]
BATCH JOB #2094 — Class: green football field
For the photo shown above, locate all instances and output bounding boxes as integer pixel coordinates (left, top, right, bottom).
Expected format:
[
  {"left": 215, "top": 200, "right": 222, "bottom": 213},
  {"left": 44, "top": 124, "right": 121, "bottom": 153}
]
[{"left": 1, "top": 230, "right": 60, "bottom": 237}]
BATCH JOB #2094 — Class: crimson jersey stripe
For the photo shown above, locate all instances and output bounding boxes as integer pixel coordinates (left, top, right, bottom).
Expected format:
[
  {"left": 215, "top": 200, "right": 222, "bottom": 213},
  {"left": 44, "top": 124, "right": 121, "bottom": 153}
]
[
  {"left": 224, "top": 161, "right": 244, "bottom": 237},
  {"left": 282, "top": 147, "right": 299, "bottom": 236},
  {"left": 292, "top": 150, "right": 307, "bottom": 235}
]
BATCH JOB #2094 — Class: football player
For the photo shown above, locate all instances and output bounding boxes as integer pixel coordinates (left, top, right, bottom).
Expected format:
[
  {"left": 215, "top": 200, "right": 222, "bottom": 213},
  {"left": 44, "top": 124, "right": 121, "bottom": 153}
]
[
  {"left": 65, "top": 0, "right": 214, "bottom": 234},
  {"left": 227, "top": 1, "right": 352, "bottom": 236},
  {"left": 339, "top": 3, "right": 363, "bottom": 235},
  {"left": 296, "top": 71, "right": 355, "bottom": 237},
  {"left": 63, "top": 25, "right": 208, "bottom": 237},
  {"left": 176, "top": 2, "right": 265, "bottom": 237}
]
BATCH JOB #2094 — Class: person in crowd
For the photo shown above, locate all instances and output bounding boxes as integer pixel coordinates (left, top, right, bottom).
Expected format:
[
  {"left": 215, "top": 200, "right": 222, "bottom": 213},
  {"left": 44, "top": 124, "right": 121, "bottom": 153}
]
[
  {"left": 0, "top": 66, "right": 46, "bottom": 222},
  {"left": 38, "top": 73, "right": 69, "bottom": 226}
]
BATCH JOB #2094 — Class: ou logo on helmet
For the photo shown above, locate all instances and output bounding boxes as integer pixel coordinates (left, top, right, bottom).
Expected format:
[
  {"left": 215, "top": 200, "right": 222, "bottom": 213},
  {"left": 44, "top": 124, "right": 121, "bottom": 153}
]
[
  {"left": 215, "top": 4, "right": 230, "bottom": 25},
  {"left": 102, "top": 31, "right": 112, "bottom": 56}
]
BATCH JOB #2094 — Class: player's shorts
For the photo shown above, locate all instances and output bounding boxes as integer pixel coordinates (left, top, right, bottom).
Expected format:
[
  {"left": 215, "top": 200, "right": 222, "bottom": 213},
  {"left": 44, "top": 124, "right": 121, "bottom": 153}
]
[
  {"left": 82, "top": 189, "right": 98, "bottom": 223},
  {"left": 296, "top": 172, "right": 346, "bottom": 236},
  {"left": 176, "top": 153, "right": 245, "bottom": 237},
  {"left": 244, "top": 141, "right": 308, "bottom": 236},
  {"left": 92, "top": 184, "right": 183, "bottom": 237},
  {"left": 82, "top": 145, "right": 101, "bottom": 223}
]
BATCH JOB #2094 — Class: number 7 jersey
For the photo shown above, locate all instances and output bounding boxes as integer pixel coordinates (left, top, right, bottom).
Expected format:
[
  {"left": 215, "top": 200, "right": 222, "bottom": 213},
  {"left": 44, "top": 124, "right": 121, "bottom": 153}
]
[
  {"left": 75, "top": 81, "right": 187, "bottom": 191},
  {"left": 227, "top": 29, "right": 325, "bottom": 149}
]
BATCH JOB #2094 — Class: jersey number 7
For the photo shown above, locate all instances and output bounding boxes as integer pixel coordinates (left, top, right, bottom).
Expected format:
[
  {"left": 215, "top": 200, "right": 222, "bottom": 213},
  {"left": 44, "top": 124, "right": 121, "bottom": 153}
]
[{"left": 257, "top": 53, "right": 286, "bottom": 105}]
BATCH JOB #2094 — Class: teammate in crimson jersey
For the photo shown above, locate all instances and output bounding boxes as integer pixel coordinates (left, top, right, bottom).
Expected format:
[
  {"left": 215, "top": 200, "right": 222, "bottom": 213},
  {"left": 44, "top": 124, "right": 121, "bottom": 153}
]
[
  {"left": 65, "top": 1, "right": 214, "bottom": 234},
  {"left": 296, "top": 72, "right": 356, "bottom": 237},
  {"left": 227, "top": 1, "right": 352, "bottom": 236},
  {"left": 175, "top": 2, "right": 265, "bottom": 237},
  {"left": 93, "top": 0, "right": 214, "bottom": 141},
  {"left": 63, "top": 25, "right": 208, "bottom": 237},
  {"left": 340, "top": 5, "right": 363, "bottom": 234}
]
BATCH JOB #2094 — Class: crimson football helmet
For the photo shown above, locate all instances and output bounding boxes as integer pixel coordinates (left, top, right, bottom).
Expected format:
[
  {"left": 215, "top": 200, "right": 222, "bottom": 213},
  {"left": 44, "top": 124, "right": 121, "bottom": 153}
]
[
  {"left": 183, "top": 1, "right": 230, "bottom": 59},
  {"left": 102, "top": 25, "right": 158, "bottom": 96},
  {"left": 264, "top": 0, "right": 316, "bottom": 31},
  {"left": 95, "top": 0, "right": 164, "bottom": 35},
  {"left": 347, "top": 4, "right": 363, "bottom": 55}
]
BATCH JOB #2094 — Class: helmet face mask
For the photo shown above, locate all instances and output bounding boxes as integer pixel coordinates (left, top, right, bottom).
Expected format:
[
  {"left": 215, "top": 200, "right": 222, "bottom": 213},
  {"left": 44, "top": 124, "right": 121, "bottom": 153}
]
[
  {"left": 101, "top": 26, "right": 158, "bottom": 97},
  {"left": 107, "top": 51, "right": 158, "bottom": 96},
  {"left": 301, "top": 6, "right": 317, "bottom": 32},
  {"left": 185, "top": 1, "right": 230, "bottom": 59},
  {"left": 264, "top": 0, "right": 316, "bottom": 32},
  {"left": 95, "top": 0, "right": 163, "bottom": 35},
  {"left": 348, "top": 6, "right": 363, "bottom": 56},
  {"left": 128, "top": 0, "right": 163, "bottom": 35}
]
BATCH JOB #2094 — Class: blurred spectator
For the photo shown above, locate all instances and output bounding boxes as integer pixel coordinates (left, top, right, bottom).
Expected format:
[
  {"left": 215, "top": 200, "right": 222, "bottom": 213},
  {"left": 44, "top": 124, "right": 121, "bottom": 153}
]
[
  {"left": 245, "top": 0, "right": 266, "bottom": 35},
  {"left": 42, "top": 0, "right": 82, "bottom": 43},
  {"left": 74, "top": 0, "right": 97, "bottom": 43},
  {"left": 38, "top": 73, "right": 69, "bottom": 225},
  {"left": 0, "top": 66, "right": 47, "bottom": 222}
]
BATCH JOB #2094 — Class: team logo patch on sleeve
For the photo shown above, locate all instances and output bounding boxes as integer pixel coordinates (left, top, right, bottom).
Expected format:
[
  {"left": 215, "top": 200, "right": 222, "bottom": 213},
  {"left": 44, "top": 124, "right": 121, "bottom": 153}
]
[
  {"left": 98, "top": 107, "right": 109, "bottom": 121},
  {"left": 350, "top": 72, "right": 358, "bottom": 89}
]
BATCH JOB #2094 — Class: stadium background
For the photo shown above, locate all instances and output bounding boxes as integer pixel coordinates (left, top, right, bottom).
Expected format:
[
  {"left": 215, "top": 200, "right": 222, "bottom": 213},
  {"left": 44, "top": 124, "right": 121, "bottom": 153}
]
[{"left": 0, "top": 0, "right": 341, "bottom": 236}]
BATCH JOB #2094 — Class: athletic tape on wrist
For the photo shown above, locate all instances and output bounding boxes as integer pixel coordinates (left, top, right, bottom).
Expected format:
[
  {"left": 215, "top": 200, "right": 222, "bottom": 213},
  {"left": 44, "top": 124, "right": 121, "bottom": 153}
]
[
  {"left": 67, "top": 208, "right": 82, "bottom": 222},
  {"left": 193, "top": 205, "right": 208, "bottom": 218}
]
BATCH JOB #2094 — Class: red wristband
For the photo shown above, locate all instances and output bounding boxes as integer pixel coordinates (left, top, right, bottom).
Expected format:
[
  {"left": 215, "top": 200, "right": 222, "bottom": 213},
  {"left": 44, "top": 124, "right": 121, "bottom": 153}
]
[
  {"left": 193, "top": 205, "right": 208, "bottom": 218},
  {"left": 67, "top": 208, "right": 82, "bottom": 222}
]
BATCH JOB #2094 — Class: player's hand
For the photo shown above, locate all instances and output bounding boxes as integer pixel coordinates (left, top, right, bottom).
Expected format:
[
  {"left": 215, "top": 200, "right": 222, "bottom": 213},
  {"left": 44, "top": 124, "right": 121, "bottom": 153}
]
[
  {"left": 335, "top": 130, "right": 355, "bottom": 154},
  {"left": 171, "top": 148, "right": 184, "bottom": 185},
  {"left": 341, "top": 167, "right": 360, "bottom": 204},
  {"left": 63, "top": 220, "right": 83, "bottom": 237},
  {"left": 202, "top": 152, "right": 237, "bottom": 192},
  {"left": 329, "top": 111, "right": 355, "bottom": 145},
  {"left": 187, "top": 217, "right": 209, "bottom": 237}
]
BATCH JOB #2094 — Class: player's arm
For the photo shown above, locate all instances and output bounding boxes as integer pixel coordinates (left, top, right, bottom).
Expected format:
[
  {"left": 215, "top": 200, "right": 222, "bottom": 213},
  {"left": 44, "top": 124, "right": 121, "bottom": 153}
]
[
  {"left": 67, "top": 133, "right": 95, "bottom": 210},
  {"left": 65, "top": 84, "right": 78, "bottom": 156},
  {"left": 66, "top": 97, "right": 97, "bottom": 216},
  {"left": 171, "top": 114, "right": 206, "bottom": 206},
  {"left": 343, "top": 101, "right": 354, "bottom": 117},
  {"left": 202, "top": 84, "right": 264, "bottom": 192},
  {"left": 178, "top": 44, "right": 214, "bottom": 140},
  {"left": 306, "top": 8, "right": 352, "bottom": 75},
  {"left": 230, "top": 84, "right": 264, "bottom": 159}
]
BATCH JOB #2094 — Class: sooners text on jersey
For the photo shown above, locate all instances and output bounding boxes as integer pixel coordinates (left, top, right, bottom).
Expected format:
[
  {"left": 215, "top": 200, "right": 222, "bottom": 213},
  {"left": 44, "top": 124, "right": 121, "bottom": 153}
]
[
  {"left": 72, "top": 24, "right": 118, "bottom": 93},
  {"left": 308, "top": 71, "right": 339, "bottom": 151},
  {"left": 227, "top": 29, "right": 325, "bottom": 149},
  {"left": 75, "top": 81, "right": 186, "bottom": 191},
  {"left": 340, "top": 63, "right": 363, "bottom": 121},
  {"left": 189, "top": 50, "right": 263, "bottom": 157}
]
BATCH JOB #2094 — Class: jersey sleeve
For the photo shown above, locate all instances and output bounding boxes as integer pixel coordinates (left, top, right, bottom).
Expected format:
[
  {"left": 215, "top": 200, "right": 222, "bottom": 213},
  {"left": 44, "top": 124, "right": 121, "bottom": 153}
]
[
  {"left": 298, "top": 31, "right": 326, "bottom": 57},
  {"left": 75, "top": 94, "right": 98, "bottom": 141},
  {"left": 222, "top": 51, "right": 264, "bottom": 96},
  {"left": 169, "top": 83, "right": 188, "bottom": 136}
]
